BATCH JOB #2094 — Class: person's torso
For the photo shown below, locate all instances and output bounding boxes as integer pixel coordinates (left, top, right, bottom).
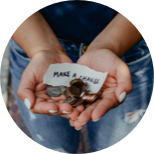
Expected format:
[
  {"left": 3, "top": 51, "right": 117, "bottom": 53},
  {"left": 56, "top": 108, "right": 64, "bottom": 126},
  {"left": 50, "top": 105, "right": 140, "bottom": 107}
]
[{"left": 39, "top": 1, "right": 117, "bottom": 44}]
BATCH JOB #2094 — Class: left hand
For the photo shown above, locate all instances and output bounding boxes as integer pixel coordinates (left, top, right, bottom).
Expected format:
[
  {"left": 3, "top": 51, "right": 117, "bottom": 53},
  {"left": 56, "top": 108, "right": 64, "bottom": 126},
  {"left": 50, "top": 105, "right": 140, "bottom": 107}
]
[{"left": 69, "top": 49, "right": 133, "bottom": 130}]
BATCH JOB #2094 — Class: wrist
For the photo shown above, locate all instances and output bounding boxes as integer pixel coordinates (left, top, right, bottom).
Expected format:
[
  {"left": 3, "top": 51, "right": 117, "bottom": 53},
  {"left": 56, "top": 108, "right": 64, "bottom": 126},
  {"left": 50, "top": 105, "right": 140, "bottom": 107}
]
[
  {"left": 85, "top": 45, "right": 118, "bottom": 58},
  {"left": 28, "top": 46, "right": 67, "bottom": 59},
  {"left": 32, "top": 49, "right": 72, "bottom": 65},
  {"left": 86, "top": 38, "right": 122, "bottom": 57},
  {"left": 86, "top": 14, "right": 142, "bottom": 57}
]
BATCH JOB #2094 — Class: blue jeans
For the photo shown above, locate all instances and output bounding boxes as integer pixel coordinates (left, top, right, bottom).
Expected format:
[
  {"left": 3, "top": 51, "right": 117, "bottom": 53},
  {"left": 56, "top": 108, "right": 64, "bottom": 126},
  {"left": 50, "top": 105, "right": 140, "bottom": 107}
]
[{"left": 10, "top": 38, "right": 153, "bottom": 153}]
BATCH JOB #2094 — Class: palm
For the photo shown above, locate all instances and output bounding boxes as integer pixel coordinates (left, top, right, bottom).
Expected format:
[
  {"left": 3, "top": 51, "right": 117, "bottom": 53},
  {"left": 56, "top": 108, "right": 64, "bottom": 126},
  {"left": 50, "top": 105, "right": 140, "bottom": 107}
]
[{"left": 69, "top": 49, "right": 132, "bottom": 129}]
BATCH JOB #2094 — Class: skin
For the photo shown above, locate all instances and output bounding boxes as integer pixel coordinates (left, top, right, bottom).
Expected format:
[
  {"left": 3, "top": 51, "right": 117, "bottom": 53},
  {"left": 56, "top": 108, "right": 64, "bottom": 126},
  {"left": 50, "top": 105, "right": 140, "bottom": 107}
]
[
  {"left": 12, "top": 11, "right": 142, "bottom": 130},
  {"left": 70, "top": 49, "right": 133, "bottom": 129},
  {"left": 17, "top": 50, "right": 84, "bottom": 119},
  {"left": 70, "top": 13, "right": 142, "bottom": 130},
  {"left": 13, "top": 12, "right": 84, "bottom": 119}
]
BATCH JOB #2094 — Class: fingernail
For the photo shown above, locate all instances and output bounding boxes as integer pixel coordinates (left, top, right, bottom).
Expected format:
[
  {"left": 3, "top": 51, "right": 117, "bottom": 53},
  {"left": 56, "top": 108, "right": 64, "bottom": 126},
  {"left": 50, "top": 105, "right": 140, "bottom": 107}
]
[
  {"left": 51, "top": 97, "right": 54, "bottom": 99},
  {"left": 119, "top": 92, "right": 126, "bottom": 102},
  {"left": 62, "top": 111, "right": 71, "bottom": 114},
  {"left": 24, "top": 98, "right": 31, "bottom": 109},
  {"left": 71, "top": 117, "right": 78, "bottom": 120},
  {"left": 93, "top": 118, "right": 101, "bottom": 122},
  {"left": 79, "top": 122, "right": 87, "bottom": 125},
  {"left": 49, "top": 110, "right": 58, "bottom": 114},
  {"left": 76, "top": 128, "right": 82, "bottom": 131}
]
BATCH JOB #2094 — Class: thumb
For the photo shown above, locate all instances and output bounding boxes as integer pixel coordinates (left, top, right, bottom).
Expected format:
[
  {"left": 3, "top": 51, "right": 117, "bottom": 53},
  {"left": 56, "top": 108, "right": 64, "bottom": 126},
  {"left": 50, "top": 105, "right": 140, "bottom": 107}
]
[
  {"left": 115, "top": 63, "right": 133, "bottom": 103},
  {"left": 17, "top": 71, "right": 36, "bottom": 109}
]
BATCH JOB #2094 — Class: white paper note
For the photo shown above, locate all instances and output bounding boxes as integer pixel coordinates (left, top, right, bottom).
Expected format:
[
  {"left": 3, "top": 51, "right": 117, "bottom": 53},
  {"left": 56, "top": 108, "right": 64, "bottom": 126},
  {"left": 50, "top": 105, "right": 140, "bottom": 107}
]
[{"left": 43, "top": 63, "right": 108, "bottom": 93}]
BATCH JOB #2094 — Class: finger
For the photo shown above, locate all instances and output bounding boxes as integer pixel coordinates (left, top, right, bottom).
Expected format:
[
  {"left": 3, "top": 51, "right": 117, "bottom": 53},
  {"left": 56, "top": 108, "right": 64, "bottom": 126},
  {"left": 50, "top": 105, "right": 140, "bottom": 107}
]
[
  {"left": 31, "top": 99, "right": 59, "bottom": 114},
  {"left": 116, "top": 63, "right": 133, "bottom": 103},
  {"left": 75, "top": 104, "right": 85, "bottom": 113},
  {"left": 69, "top": 104, "right": 84, "bottom": 126},
  {"left": 103, "top": 76, "right": 117, "bottom": 88},
  {"left": 35, "top": 82, "right": 47, "bottom": 91},
  {"left": 57, "top": 102, "right": 73, "bottom": 114},
  {"left": 48, "top": 97, "right": 84, "bottom": 118},
  {"left": 91, "top": 93, "right": 117, "bottom": 121},
  {"left": 60, "top": 115, "right": 71, "bottom": 119},
  {"left": 51, "top": 95, "right": 67, "bottom": 101},
  {"left": 59, "top": 107, "right": 80, "bottom": 120},
  {"left": 74, "top": 102, "right": 98, "bottom": 126},
  {"left": 69, "top": 119, "right": 75, "bottom": 126},
  {"left": 67, "top": 108, "right": 80, "bottom": 120},
  {"left": 72, "top": 121, "right": 84, "bottom": 130},
  {"left": 35, "top": 90, "right": 51, "bottom": 100},
  {"left": 17, "top": 70, "right": 36, "bottom": 109}
]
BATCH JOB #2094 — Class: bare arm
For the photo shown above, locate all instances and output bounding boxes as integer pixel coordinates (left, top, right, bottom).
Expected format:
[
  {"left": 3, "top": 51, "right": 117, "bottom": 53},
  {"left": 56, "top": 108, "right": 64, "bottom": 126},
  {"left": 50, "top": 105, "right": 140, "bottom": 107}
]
[
  {"left": 12, "top": 11, "right": 65, "bottom": 58},
  {"left": 87, "top": 13, "right": 142, "bottom": 57}
]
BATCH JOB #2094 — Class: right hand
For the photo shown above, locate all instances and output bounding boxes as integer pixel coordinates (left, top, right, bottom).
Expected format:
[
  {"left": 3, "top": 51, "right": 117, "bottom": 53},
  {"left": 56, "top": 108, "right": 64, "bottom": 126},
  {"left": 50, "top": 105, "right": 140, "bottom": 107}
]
[{"left": 17, "top": 50, "right": 84, "bottom": 119}]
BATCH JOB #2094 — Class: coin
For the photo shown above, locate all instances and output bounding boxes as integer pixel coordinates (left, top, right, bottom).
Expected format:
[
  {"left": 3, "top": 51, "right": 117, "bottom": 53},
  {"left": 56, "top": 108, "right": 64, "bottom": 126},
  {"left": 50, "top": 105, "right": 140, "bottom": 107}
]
[
  {"left": 81, "top": 82, "right": 88, "bottom": 93},
  {"left": 46, "top": 78, "right": 102, "bottom": 107},
  {"left": 81, "top": 91, "right": 89, "bottom": 101},
  {"left": 59, "top": 85, "right": 66, "bottom": 93},
  {"left": 70, "top": 78, "right": 83, "bottom": 85},
  {"left": 64, "top": 97, "right": 79, "bottom": 105},
  {"left": 46, "top": 85, "right": 62, "bottom": 97},
  {"left": 70, "top": 78, "right": 84, "bottom": 93},
  {"left": 66, "top": 86, "right": 80, "bottom": 98},
  {"left": 62, "top": 87, "right": 71, "bottom": 98},
  {"left": 72, "top": 99, "right": 84, "bottom": 107},
  {"left": 72, "top": 81, "right": 84, "bottom": 89},
  {"left": 64, "top": 98, "right": 84, "bottom": 107},
  {"left": 69, "top": 86, "right": 81, "bottom": 97},
  {"left": 73, "top": 99, "right": 84, "bottom": 107},
  {"left": 80, "top": 90, "right": 89, "bottom": 98},
  {"left": 84, "top": 94, "right": 98, "bottom": 104},
  {"left": 83, "top": 90, "right": 102, "bottom": 104}
]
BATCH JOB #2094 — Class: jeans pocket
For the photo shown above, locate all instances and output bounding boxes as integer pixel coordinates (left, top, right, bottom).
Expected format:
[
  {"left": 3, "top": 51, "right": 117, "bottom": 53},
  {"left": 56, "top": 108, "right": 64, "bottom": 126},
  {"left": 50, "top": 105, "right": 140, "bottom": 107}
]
[
  {"left": 126, "top": 52, "right": 152, "bottom": 65},
  {"left": 10, "top": 44, "right": 31, "bottom": 80},
  {"left": 129, "top": 57, "right": 153, "bottom": 84}
]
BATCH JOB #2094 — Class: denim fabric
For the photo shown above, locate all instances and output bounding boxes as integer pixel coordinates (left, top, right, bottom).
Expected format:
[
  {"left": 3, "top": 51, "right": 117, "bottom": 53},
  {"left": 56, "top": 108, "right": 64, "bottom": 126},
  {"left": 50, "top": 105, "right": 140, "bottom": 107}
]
[{"left": 9, "top": 38, "right": 153, "bottom": 153}]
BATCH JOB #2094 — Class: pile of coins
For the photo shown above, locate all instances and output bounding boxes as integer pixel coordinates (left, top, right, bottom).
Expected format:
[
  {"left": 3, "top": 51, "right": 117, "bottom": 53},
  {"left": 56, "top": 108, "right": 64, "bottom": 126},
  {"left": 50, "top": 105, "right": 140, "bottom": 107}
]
[{"left": 46, "top": 78, "right": 102, "bottom": 107}]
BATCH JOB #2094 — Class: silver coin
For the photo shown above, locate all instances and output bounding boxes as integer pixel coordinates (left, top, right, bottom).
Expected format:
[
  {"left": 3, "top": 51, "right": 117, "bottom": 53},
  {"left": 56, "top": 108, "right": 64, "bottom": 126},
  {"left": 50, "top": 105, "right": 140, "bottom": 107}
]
[
  {"left": 46, "top": 85, "right": 62, "bottom": 97},
  {"left": 59, "top": 86, "right": 66, "bottom": 93},
  {"left": 62, "top": 87, "right": 71, "bottom": 98},
  {"left": 72, "top": 99, "right": 84, "bottom": 107},
  {"left": 64, "top": 97, "right": 84, "bottom": 107},
  {"left": 64, "top": 97, "right": 78, "bottom": 105}
]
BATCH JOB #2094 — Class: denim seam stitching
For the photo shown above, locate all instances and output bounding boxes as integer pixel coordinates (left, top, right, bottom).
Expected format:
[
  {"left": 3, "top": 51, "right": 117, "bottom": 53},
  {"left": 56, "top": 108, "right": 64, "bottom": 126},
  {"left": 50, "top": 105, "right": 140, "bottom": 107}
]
[{"left": 127, "top": 53, "right": 150, "bottom": 65}]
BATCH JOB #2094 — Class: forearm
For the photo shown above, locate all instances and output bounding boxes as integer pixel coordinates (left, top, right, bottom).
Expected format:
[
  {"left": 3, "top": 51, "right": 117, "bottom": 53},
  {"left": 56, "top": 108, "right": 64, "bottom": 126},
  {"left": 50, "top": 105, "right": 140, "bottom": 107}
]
[
  {"left": 12, "top": 11, "right": 65, "bottom": 59},
  {"left": 87, "top": 13, "right": 142, "bottom": 57}
]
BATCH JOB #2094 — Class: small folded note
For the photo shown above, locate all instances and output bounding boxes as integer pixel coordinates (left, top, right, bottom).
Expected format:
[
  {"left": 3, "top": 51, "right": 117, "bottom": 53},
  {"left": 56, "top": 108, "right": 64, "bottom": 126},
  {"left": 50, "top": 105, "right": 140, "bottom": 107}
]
[{"left": 43, "top": 63, "right": 108, "bottom": 93}]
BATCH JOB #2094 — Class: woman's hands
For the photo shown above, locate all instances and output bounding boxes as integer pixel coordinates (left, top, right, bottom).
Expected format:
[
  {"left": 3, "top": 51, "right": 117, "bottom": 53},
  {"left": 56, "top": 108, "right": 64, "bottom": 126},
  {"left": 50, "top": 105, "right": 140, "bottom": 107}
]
[
  {"left": 17, "top": 50, "right": 84, "bottom": 119},
  {"left": 69, "top": 49, "right": 133, "bottom": 130},
  {"left": 17, "top": 48, "right": 133, "bottom": 129}
]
